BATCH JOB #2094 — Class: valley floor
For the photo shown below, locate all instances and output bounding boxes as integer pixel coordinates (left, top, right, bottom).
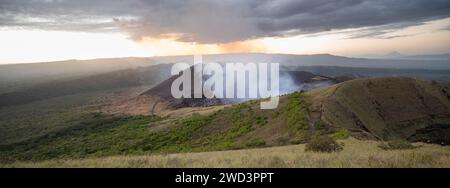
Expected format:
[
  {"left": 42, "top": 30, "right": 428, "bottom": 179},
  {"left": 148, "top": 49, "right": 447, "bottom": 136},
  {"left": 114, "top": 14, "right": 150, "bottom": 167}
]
[{"left": 2, "top": 138, "right": 449, "bottom": 168}]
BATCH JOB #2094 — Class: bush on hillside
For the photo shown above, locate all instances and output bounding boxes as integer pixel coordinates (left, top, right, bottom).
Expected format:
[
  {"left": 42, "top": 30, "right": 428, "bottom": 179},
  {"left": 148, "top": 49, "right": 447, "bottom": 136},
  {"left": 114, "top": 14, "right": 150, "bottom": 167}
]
[
  {"left": 305, "top": 136, "right": 343, "bottom": 153},
  {"left": 333, "top": 128, "right": 350, "bottom": 140},
  {"left": 314, "top": 120, "right": 327, "bottom": 130},
  {"left": 245, "top": 138, "right": 266, "bottom": 147},
  {"left": 378, "top": 140, "right": 416, "bottom": 150}
]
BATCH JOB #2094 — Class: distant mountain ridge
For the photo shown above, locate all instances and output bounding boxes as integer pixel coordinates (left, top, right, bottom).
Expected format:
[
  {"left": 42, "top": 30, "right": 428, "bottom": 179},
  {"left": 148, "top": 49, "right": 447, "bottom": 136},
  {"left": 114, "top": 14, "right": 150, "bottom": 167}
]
[{"left": 363, "top": 51, "right": 450, "bottom": 61}]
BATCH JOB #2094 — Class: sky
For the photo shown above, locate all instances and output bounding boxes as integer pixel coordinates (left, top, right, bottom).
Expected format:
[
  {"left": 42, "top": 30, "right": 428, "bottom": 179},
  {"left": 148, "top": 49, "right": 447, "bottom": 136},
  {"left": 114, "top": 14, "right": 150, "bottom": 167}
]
[{"left": 1, "top": 0, "right": 450, "bottom": 64}]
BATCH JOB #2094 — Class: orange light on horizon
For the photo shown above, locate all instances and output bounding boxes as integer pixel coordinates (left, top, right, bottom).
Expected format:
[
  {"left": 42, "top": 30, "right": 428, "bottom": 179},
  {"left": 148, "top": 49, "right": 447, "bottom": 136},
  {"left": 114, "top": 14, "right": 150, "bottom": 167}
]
[{"left": 0, "top": 17, "right": 449, "bottom": 64}]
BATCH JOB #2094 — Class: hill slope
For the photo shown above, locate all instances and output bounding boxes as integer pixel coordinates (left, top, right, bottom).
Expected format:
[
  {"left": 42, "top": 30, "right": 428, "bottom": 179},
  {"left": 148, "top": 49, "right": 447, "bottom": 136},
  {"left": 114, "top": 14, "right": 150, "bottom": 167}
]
[
  {"left": 1, "top": 77, "right": 449, "bottom": 162},
  {"left": 0, "top": 64, "right": 172, "bottom": 108},
  {"left": 310, "top": 77, "right": 450, "bottom": 143}
]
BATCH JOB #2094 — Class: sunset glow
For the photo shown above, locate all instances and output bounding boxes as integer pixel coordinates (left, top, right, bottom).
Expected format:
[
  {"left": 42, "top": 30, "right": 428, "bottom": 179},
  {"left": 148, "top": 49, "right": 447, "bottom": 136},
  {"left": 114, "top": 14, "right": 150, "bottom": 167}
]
[{"left": 1, "top": 1, "right": 450, "bottom": 64}]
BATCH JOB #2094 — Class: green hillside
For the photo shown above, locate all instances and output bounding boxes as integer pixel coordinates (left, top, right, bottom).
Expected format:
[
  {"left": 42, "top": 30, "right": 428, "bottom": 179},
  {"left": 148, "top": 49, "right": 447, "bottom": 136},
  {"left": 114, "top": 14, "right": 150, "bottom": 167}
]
[
  {"left": 1, "top": 77, "right": 449, "bottom": 164},
  {"left": 0, "top": 92, "right": 317, "bottom": 161}
]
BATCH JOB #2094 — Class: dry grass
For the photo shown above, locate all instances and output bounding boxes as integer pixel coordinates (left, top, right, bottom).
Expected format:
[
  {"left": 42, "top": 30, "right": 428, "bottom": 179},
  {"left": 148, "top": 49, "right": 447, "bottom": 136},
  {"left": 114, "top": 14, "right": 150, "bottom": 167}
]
[{"left": 2, "top": 138, "right": 449, "bottom": 168}]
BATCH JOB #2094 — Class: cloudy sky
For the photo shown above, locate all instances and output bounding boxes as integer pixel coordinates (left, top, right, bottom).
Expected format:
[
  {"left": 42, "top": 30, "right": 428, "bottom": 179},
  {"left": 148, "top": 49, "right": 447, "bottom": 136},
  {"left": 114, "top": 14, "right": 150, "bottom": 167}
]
[{"left": 1, "top": 0, "right": 450, "bottom": 63}]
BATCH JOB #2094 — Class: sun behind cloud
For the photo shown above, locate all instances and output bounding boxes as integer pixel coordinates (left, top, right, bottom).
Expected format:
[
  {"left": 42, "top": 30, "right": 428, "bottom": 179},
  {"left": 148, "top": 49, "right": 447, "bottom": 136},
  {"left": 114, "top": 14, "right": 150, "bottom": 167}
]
[{"left": 0, "top": 30, "right": 151, "bottom": 64}]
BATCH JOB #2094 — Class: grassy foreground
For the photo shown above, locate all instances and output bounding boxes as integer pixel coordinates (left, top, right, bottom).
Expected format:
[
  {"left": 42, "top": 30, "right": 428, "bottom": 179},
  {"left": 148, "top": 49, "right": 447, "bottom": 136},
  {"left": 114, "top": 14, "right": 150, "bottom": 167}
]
[{"left": 2, "top": 138, "right": 449, "bottom": 168}]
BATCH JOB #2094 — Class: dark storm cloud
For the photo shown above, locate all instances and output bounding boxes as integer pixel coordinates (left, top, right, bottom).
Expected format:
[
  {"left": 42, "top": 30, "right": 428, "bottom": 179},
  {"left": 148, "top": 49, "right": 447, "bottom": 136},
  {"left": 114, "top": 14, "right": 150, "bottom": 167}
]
[
  {"left": 1, "top": 0, "right": 450, "bottom": 43},
  {"left": 343, "top": 22, "right": 423, "bottom": 39}
]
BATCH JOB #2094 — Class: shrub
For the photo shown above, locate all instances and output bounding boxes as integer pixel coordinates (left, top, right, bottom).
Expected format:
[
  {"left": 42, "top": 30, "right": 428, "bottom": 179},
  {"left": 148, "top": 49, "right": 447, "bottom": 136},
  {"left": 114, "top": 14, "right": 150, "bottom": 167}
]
[
  {"left": 289, "top": 133, "right": 308, "bottom": 144},
  {"left": 333, "top": 128, "right": 350, "bottom": 140},
  {"left": 255, "top": 116, "right": 268, "bottom": 126},
  {"left": 275, "top": 136, "right": 289, "bottom": 145},
  {"left": 314, "top": 120, "right": 327, "bottom": 130},
  {"left": 245, "top": 139, "right": 266, "bottom": 147},
  {"left": 379, "top": 140, "right": 416, "bottom": 150},
  {"left": 305, "top": 136, "right": 343, "bottom": 153}
]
